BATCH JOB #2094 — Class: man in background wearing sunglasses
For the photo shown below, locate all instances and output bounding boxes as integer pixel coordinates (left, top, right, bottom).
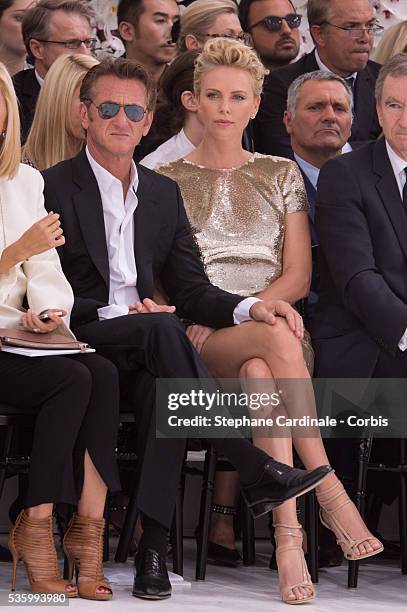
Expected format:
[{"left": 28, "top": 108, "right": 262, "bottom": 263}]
[
  {"left": 12, "top": 0, "right": 95, "bottom": 142},
  {"left": 254, "top": 0, "right": 383, "bottom": 157},
  {"left": 239, "top": 0, "right": 301, "bottom": 71}
]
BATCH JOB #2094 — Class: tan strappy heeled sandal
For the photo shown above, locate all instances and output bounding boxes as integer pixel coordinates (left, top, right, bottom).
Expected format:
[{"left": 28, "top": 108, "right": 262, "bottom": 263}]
[
  {"left": 273, "top": 523, "right": 315, "bottom": 605},
  {"left": 317, "top": 480, "right": 384, "bottom": 561},
  {"left": 63, "top": 513, "right": 112, "bottom": 601},
  {"left": 8, "top": 510, "right": 77, "bottom": 596}
]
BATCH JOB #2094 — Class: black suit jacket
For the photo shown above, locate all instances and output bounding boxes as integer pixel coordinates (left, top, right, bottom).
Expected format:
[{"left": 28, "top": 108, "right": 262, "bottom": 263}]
[
  {"left": 12, "top": 68, "right": 40, "bottom": 143},
  {"left": 287, "top": 154, "right": 318, "bottom": 307},
  {"left": 42, "top": 149, "right": 243, "bottom": 330},
  {"left": 254, "top": 49, "right": 382, "bottom": 158},
  {"left": 309, "top": 138, "right": 407, "bottom": 377}
]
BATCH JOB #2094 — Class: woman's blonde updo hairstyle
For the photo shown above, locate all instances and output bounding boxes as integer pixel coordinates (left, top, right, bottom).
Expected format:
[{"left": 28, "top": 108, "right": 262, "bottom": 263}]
[{"left": 193, "top": 38, "right": 268, "bottom": 98}]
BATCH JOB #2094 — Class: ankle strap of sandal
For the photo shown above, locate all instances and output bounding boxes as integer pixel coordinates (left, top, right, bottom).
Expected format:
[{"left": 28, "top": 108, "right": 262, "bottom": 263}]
[
  {"left": 211, "top": 504, "right": 236, "bottom": 516},
  {"left": 317, "top": 480, "right": 351, "bottom": 512},
  {"left": 273, "top": 523, "right": 303, "bottom": 539}
]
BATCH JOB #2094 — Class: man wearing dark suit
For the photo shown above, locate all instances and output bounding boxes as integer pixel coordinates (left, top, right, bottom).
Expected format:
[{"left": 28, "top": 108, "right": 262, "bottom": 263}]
[
  {"left": 254, "top": 0, "right": 382, "bottom": 157},
  {"left": 42, "top": 58, "right": 329, "bottom": 600},
  {"left": 13, "top": 0, "right": 94, "bottom": 142},
  {"left": 282, "top": 70, "right": 353, "bottom": 307},
  {"left": 310, "top": 54, "right": 407, "bottom": 381}
]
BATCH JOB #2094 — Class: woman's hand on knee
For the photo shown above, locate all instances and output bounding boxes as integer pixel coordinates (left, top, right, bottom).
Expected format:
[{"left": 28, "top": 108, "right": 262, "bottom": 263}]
[
  {"left": 186, "top": 324, "right": 215, "bottom": 353},
  {"left": 250, "top": 300, "right": 303, "bottom": 339}
]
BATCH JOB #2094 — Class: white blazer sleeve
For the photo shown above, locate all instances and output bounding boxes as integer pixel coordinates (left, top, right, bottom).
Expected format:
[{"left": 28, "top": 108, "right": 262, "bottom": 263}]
[{"left": 22, "top": 174, "right": 74, "bottom": 328}]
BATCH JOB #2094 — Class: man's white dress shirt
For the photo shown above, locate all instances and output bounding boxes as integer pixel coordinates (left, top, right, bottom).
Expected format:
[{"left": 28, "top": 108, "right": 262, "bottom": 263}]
[
  {"left": 86, "top": 147, "right": 141, "bottom": 320},
  {"left": 293, "top": 153, "right": 320, "bottom": 189}
]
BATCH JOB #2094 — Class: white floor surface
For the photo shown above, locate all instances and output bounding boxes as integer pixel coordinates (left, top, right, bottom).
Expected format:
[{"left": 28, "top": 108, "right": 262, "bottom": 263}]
[{"left": 0, "top": 540, "right": 405, "bottom": 611}]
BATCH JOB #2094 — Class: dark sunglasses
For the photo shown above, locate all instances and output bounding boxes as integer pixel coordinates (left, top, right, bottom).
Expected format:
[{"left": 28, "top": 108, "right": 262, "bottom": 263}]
[
  {"left": 84, "top": 99, "right": 147, "bottom": 122},
  {"left": 249, "top": 13, "right": 302, "bottom": 32}
]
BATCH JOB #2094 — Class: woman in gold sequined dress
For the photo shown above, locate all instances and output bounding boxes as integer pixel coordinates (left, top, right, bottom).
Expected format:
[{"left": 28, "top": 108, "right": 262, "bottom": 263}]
[{"left": 157, "top": 39, "right": 383, "bottom": 604}]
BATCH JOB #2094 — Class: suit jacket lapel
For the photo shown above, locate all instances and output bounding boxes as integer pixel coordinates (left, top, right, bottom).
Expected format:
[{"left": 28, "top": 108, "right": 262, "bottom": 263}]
[
  {"left": 373, "top": 138, "right": 407, "bottom": 261},
  {"left": 304, "top": 49, "right": 319, "bottom": 72},
  {"left": 289, "top": 151, "right": 318, "bottom": 243},
  {"left": 354, "top": 67, "right": 374, "bottom": 137},
  {"left": 134, "top": 165, "right": 159, "bottom": 298},
  {"left": 23, "top": 69, "right": 40, "bottom": 103},
  {"left": 71, "top": 150, "right": 110, "bottom": 289}
]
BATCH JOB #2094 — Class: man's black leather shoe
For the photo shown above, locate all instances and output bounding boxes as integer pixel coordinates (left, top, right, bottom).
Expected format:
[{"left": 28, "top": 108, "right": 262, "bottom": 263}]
[
  {"left": 132, "top": 549, "right": 172, "bottom": 600},
  {"left": 242, "top": 460, "right": 332, "bottom": 518}
]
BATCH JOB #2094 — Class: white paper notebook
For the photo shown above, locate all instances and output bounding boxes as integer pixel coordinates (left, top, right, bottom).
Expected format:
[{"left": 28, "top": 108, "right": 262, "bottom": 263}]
[{"left": 1, "top": 347, "right": 96, "bottom": 357}]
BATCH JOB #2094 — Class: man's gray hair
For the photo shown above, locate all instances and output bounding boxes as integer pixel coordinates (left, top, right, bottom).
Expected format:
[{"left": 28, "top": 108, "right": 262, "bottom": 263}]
[
  {"left": 286, "top": 70, "right": 353, "bottom": 117},
  {"left": 375, "top": 52, "right": 407, "bottom": 103}
]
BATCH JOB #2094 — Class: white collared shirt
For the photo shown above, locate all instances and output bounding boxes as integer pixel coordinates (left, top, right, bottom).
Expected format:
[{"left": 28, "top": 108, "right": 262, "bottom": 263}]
[
  {"left": 34, "top": 69, "right": 44, "bottom": 87},
  {"left": 86, "top": 147, "right": 141, "bottom": 320},
  {"left": 386, "top": 141, "right": 407, "bottom": 199},
  {"left": 293, "top": 153, "right": 320, "bottom": 190},
  {"left": 314, "top": 49, "right": 354, "bottom": 154},
  {"left": 140, "top": 129, "right": 196, "bottom": 170}
]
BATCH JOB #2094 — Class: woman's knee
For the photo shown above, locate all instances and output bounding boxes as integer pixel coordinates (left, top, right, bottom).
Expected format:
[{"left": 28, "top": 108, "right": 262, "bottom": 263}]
[
  {"left": 84, "top": 354, "right": 119, "bottom": 387},
  {"left": 239, "top": 358, "right": 271, "bottom": 379},
  {"left": 61, "top": 359, "right": 93, "bottom": 394},
  {"left": 255, "top": 318, "right": 303, "bottom": 360}
]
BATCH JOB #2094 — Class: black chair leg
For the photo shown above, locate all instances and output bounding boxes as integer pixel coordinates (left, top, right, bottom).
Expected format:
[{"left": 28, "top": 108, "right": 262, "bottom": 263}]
[
  {"left": 115, "top": 480, "right": 139, "bottom": 563},
  {"left": 196, "top": 445, "right": 217, "bottom": 580},
  {"left": 399, "top": 440, "right": 407, "bottom": 574},
  {"left": 61, "top": 505, "right": 75, "bottom": 580},
  {"left": 0, "top": 425, "right": 14, "bottom": 500},
  {"left": 241, "top": 499, "right": 255, "bottom": 566},
  {"left": 171, "top": 471, "right": 185, "bottom": 576},
  {"left": 305, "top": 490, "right": 318, "bottom": 584},
  {"left": 348, "top": 436, "right": 373, "bottom": 588}
]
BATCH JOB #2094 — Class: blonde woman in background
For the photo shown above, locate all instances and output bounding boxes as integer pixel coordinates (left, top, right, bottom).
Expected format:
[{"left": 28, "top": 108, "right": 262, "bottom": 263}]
[
  {"left": 373, "top": 21, "right": 407, "bottom": 64},
  {"left": 178, "top": 0, "right": 247, "bottom": 52},
  {"left": 23, "top": 53, "right": 99, "bottom": 170}
]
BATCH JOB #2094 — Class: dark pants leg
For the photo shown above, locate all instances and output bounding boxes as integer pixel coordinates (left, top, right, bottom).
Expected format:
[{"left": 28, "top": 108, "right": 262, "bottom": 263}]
[
  {"left": 366, "top": 349, "right": 407, "bottom": 505},
  {"left": 76, "top": 313, "right": 269, "bottom": 528},
  {"left": 0, "top": 352, "right": 121, "bottom": 508}
]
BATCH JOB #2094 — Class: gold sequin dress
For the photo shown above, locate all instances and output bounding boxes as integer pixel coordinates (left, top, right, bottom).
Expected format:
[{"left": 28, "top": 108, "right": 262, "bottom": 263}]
[{"left": 157, "top": 152, "right": 313, "bottom": 369}]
